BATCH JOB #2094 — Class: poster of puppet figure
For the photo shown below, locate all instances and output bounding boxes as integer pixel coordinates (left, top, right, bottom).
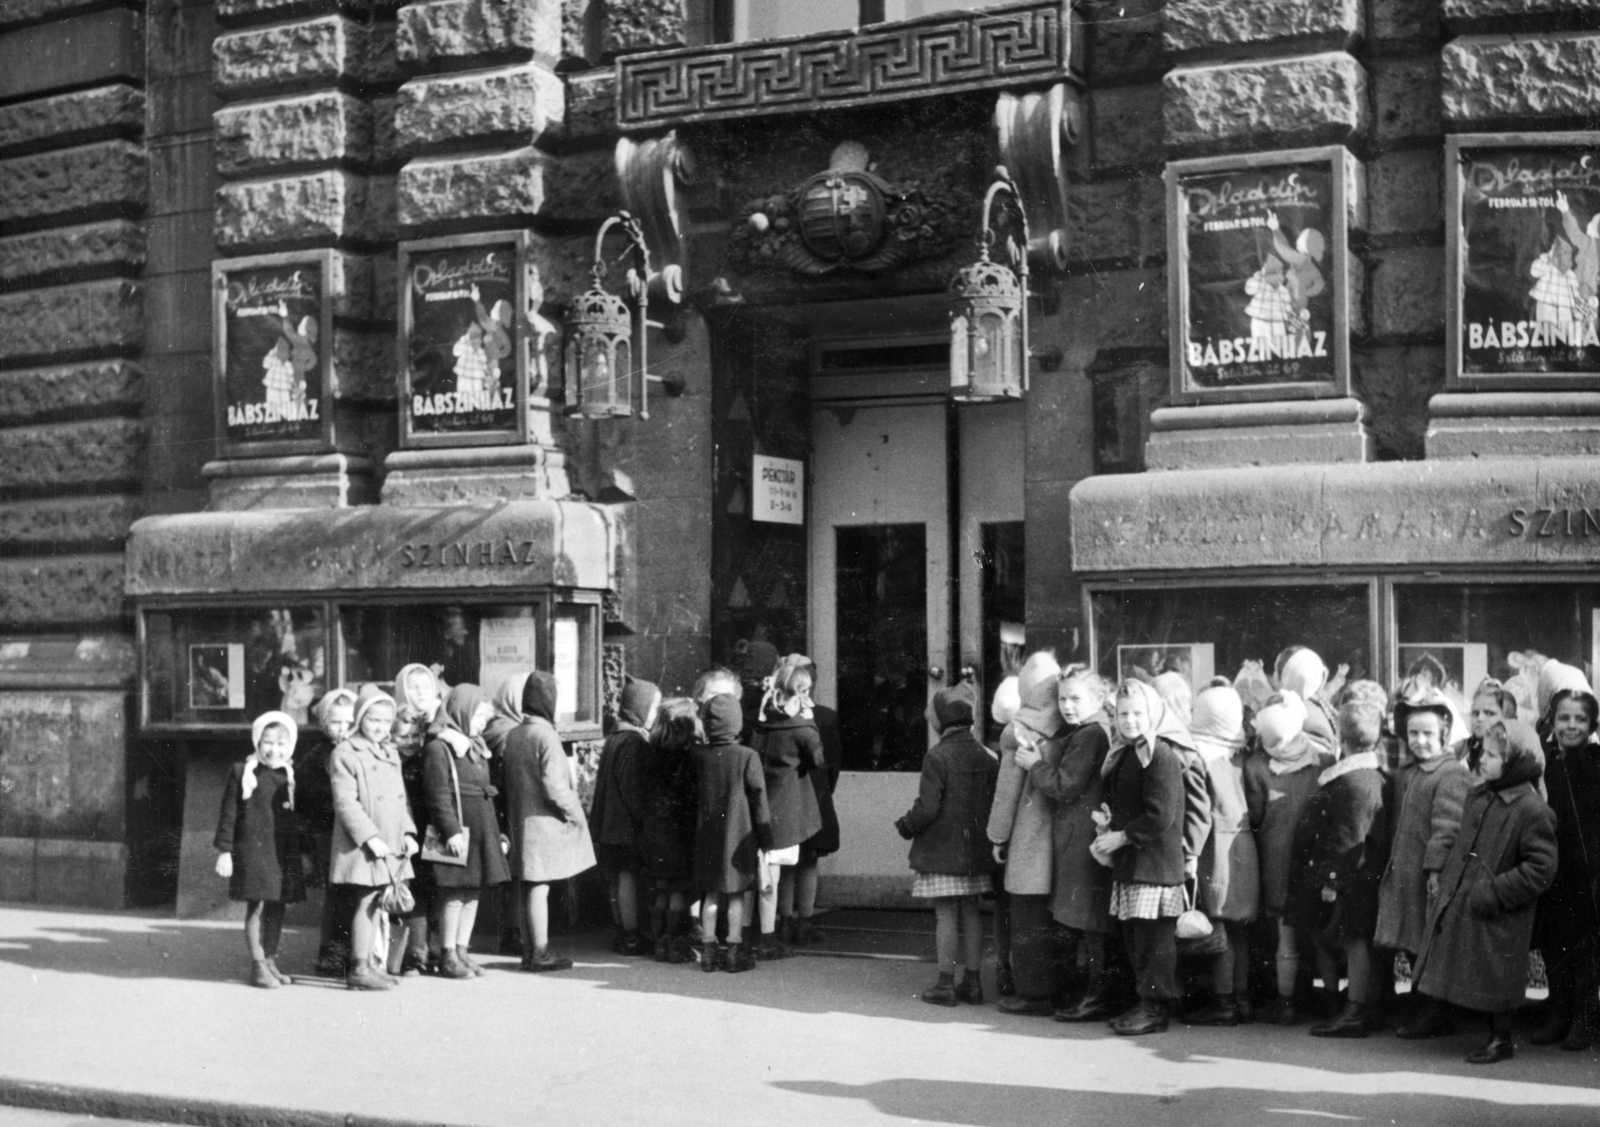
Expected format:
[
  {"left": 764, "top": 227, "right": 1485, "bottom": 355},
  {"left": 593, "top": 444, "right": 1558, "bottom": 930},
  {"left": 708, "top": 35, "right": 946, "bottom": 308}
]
[
  {"left": 403, "top": 239, "right": 522, "bottom": 441},
  {"left": 218, "top": 259, "right": 327, "bottom": 449},
  {"left": 1457, "top": 143, "right": 1600, "bottom": 378},
  {"left": 1176, "top": 161, "right": 1337, "bottom": 392}
]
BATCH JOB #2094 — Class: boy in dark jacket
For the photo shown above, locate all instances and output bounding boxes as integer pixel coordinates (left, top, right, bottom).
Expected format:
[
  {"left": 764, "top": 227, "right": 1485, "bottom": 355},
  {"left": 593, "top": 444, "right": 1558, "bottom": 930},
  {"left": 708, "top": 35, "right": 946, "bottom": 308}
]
[
  {"left": 896, "top": 684, "right": 999, "bottom": 1007},
  {"left": 590, "top": 676, "right": 661, "bottom": 956},
  {"left": 692, "top": 693, "right": 774, "bottom": 973}
]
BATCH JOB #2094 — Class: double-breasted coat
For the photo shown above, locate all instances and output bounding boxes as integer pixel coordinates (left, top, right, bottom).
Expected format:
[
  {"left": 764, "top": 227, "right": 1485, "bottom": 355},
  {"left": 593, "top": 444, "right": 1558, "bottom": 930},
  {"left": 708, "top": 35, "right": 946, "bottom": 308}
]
[
  {"left": 1374, "top": 753, "right": 1470, "bottom": 954},
  {"left": 329, "top": 735, "right": 416, "bottom": 888},
  {"left": 1025, "top": 720, "right": 1111, "bottom": 932},
  {"left": 503, "top": 713, "right": 597, "bottom": 883},
  {"left": 1412, "top": 781, "right": 1558, "bottom": 1012},
  {"left": 215, "top": 762, "right": 308, "bottom": 903},
  {"left": 753, "top": 714, "right": 825, "bottom": 850}
]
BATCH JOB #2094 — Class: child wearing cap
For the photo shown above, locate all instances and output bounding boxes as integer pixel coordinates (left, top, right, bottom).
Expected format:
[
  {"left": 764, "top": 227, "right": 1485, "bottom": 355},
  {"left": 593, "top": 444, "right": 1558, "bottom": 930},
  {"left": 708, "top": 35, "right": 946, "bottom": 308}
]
[
  {"left": 590, "top": 675, "right": 662, "bottom": 957},
  {"left": 897, "top": 683, "right": 1000, "bottom": 1007},
  {"left": 215, "top": 710, "right": 313, "bottom": 989},
  {"left": 1243, "top": 689, "right": 1329, "bottom": 1025}
]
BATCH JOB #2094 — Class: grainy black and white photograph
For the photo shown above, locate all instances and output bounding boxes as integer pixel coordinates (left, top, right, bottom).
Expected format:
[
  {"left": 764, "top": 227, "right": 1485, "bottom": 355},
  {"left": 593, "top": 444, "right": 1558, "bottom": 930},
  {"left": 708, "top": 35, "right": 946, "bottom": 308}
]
[{"left": 2, "top": 1, "right": 1600, "bottom": 1126}]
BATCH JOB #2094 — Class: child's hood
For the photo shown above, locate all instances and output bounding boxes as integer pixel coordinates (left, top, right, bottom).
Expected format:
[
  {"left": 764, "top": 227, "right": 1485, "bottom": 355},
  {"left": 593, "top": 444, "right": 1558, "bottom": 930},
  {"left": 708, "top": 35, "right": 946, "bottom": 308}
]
[{"left": 701, "top": 694, "right": 742, "bottom": 745}]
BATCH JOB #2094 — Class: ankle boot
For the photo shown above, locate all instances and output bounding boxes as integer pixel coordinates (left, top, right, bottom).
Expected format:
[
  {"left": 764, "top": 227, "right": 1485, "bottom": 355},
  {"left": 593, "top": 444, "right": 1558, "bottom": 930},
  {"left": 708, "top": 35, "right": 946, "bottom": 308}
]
[
  {"left": 437, "top": 949, "right": 474, "bottom": 980},
  {"left": 1310, "top": 1001, "right": 1370, "bottom": 1038},
  {"left": 1182, "top": 994, "right": 1238, "bottom": 1027},
  {"left": 955, "top": 969, "right": 985, "bottom": 1005},
  {"left": 1054, "top": 977, "right": 1116, "bottom": 1022},
  {"left": 1111, "top": 998, "right": 1169, "bottom": 1036},
  {"left": 922, "top": 973, "right": 958, "bottom": 1007},
  {"left": 249, "top": 959, "right": 280, "bottom": 989},
  {"left": 1468, "top": 1030, "right": 1515, "bottom": 1064},
  {"left": 345, "top": 963, "right": 393, "bottom": 991}
]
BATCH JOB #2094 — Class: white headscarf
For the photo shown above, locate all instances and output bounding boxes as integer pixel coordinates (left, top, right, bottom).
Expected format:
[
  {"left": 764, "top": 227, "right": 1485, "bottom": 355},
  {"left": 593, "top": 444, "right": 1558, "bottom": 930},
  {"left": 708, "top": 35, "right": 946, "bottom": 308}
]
[{"left": 243, "top": 710, "right": 298, "bottom": 806}]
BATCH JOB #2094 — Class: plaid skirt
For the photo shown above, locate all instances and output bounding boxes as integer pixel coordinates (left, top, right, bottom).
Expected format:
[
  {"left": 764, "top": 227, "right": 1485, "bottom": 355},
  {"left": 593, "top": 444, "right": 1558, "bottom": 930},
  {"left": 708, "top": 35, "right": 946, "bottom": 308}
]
[
  {"left": 1110, "top": 880, "right": 1185, "bottom": 921},
  {"left": 912, "top": 872, "right": 992, "bottom": 899}
]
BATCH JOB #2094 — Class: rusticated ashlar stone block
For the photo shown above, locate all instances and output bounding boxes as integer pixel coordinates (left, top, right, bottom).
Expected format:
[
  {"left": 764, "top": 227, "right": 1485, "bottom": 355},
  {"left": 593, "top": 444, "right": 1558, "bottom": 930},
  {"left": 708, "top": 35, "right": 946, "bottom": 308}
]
[
  {"left": 600, "top": 0, "right": 683, "bottom": 55},
  {"left": 1066, "top": 177, "right": 1166, "bottom": 264},
  {"left": 0, "top": 555, "right": 128, "bottom": 626},
  {"left": 562, "top": 0, "right": 596, "bottom": 65},
  {"left": 396, "top": 0, "right": 559, "bottom": 67},
  {"left": 1442, "top": 0, "right": 1593, "bottom": 20},
  {"left": 1164, "top": 0, "right": 1360, "bottom": 54},
  {"left": 1354, "top": 344, "right": 1444, "bottom": 460},
  {"left": 1443, "top": 33, "right": 1600, "bottom": 124},
  {"left": 1374, "top": 0, "right": 1438, "bottom": 41},
  {"left": 0, "top": 280, "right": 142, "bottom": 364},
  {"left": 331, "top": 328, "right": 394, "bottom": 401},
  {"left": 214, "top": 18, "right": 367, "bottom": 94},
  {"left": 0, "top": 141, "right": 147, "bottom": 225},
  {"left": 0, "top": 418, "right": 143, "bottom": 492},
  {"left": 0, "top": 221, "right": 146, "bottom": 286},
  {"left": 1372, "top": 55, "right": 1441, "bottom": 142},
  {"left": 215, "top": 170, "right": 366, "bottom": 247},
  {"left": 564, "top": 69, "right": 615, "bottom": 143},
  {"left": 537, "top": 148, "right": 620, "bottom": 221},
  {"left": 398, "top": 147, "right": 547, "bottom": 227},
  {"left": 394, "top": 63, "right": 563, "bottom": 151},
  {"left": 1165, "top": 52, "right": 1368, "bottom": 149},
  {"left": 1369, "top": 149, "right": 1442, "bottom": 237},
  {"left": 0, "top": 495, "right": 140, "bottom": 547},
  {"left": 215, "top": 92, "right": 372, "bottom": 176},
  {"left": 1369, "top": 245, "right": 1445, "bottom": 339},
  {"left": 0, "top": 85, "right": 143, "bottom": 155},
  {"left": 0, "top": 361, "right": 143, "bottom": 425},
  {"left": 1093, "top": 85, "right": 1164, "bottom": 170}
]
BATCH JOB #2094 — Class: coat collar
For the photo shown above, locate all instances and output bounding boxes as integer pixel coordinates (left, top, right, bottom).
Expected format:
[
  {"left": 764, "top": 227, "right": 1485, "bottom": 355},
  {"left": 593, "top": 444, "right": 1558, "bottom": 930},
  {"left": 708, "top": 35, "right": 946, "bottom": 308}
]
[
  {"left": 1413, "top": 752, "right": 1453, "bottom": 773},
  {"left": 1492, "top": 780, "right": 1537, "bottom": 805},
  {"left": 1319, "top": 750, "right": 1380, "bottom": 786}
]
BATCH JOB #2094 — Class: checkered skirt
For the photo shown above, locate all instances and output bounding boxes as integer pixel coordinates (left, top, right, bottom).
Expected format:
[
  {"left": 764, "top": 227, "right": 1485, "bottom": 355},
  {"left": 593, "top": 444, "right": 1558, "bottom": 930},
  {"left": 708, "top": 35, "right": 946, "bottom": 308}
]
[
  {"left": 912, "top": 871, "right": 992, "bottom": 899},
  {"left": 1110, "top": 880, "right": 1185, "bottom": 920}
]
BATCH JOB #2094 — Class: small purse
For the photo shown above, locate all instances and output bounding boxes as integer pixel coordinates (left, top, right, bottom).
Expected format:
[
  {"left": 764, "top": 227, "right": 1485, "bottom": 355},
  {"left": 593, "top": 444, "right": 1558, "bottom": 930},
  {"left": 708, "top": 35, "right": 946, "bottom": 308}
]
[
  {"left": 419, "top": 752, "right": 469, "bottom": 867},
  {"left": 1175, "top": 880, "right": 1228, "bottom": 956},
  {"left": 377, "top": 854, "right": 414, "bottom": 916}
]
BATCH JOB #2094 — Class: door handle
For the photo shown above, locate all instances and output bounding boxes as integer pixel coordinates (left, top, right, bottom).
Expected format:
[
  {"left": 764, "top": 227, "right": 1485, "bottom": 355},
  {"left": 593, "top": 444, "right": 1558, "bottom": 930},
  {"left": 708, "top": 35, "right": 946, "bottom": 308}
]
[{"left": 927, "top": 666, "right": 945, "bottom": 682}]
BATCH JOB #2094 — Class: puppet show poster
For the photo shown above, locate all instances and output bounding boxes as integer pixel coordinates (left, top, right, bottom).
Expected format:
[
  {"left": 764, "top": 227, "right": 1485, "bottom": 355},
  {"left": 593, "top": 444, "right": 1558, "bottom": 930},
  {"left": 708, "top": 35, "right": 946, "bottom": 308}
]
[
  {"left": 405, "top": 243, "right": 520, "bottom": 436},
  {"left": 221, "top": 263, "right": 324, "bottom": 446},
  {"left": 1459, "top": 146, "right": 1600, "bottom": 374},
  {"left": 1178, "top": 163, "right": 1335, "bottom": 391}
]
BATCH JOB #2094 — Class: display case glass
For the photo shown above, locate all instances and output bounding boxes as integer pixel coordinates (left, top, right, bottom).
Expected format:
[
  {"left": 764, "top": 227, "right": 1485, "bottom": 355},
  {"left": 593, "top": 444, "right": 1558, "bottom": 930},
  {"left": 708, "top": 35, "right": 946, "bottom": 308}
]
[{"left": 142, "top": 605, "right": 330, "bottom": 729}]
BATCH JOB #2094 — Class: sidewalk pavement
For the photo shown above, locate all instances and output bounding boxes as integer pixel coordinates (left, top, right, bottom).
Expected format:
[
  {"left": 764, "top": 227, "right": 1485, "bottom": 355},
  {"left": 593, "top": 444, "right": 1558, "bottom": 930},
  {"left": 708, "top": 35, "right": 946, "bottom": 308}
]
[{"left": 2, "top": 902, "right": 1599, "bottom": 1127}]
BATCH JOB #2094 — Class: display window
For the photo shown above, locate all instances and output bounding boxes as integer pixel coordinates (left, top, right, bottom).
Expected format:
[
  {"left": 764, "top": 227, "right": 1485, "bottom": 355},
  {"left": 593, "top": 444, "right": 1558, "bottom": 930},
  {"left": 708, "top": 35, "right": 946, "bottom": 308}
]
[{"left": 141, "top": 605, "right": 329, "bottom": 728}]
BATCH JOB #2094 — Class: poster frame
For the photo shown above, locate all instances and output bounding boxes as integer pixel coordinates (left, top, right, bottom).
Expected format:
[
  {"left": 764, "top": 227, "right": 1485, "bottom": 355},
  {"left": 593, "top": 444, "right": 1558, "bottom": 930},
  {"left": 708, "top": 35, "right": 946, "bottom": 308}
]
[
  {"left": 397, "top": 229, "right": 533, "bottom": 450},
  {"left": 212, "top": 248, "right": 338, "bottom": 459},
  {"left": 1445, "top": 131, "right": 1600, "bottom": 391},
  {"left": 1166, "top": 145, "right": 1354, "bottom": 406}
]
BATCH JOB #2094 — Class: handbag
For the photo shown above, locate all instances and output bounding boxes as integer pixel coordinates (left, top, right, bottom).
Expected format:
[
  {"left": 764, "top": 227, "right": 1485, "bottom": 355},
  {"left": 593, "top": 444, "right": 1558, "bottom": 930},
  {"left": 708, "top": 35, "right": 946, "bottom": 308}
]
[
  {"left": 1176, "top": 880, "right": 1228, "bottom": 957},
  {"left": 377, "top": 854, "right": 414, "bottom": 916},
  {"left": 419, "top": 752, "right": 470, "bottom": 867}
]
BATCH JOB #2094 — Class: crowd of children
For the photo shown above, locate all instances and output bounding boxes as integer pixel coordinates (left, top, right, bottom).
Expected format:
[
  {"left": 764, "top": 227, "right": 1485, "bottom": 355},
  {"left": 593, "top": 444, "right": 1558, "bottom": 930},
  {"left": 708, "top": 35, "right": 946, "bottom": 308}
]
[
  {"left": 211, "top": 643, "right": 1599, "bottom": 1066},
  {"left": 898, "top": 647, "right": 1597, "bottom": 1064}
]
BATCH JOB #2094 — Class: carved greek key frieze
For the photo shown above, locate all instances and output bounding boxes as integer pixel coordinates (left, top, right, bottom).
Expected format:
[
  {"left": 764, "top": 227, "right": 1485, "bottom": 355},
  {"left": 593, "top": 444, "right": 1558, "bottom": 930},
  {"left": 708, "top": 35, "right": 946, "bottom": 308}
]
[{"left": 617, "top": 1, "right": 1069, "bottom": 130}]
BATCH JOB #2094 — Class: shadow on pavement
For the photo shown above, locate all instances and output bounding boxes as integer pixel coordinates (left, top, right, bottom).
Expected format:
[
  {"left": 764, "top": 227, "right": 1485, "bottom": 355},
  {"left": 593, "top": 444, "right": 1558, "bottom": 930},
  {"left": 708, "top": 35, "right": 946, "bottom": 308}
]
[{"left": 0, "top": 920, "right": 321, "bottom": 984}]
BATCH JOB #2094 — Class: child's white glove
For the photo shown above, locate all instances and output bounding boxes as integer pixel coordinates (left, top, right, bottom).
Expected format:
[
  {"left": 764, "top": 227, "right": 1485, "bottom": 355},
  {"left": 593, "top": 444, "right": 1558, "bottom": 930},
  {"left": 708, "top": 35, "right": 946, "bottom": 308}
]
[{"left": 214, "top": 852, "right": 233, "bottom": 879}]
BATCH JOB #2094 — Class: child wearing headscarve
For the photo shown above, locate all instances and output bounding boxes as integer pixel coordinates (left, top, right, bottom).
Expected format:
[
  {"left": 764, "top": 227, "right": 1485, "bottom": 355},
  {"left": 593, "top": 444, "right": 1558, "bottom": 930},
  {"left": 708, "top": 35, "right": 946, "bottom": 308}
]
[
  {"left": 1182, "top": 681, "right": 1261, "bottom": 1027},
  {"left": 1091, "top": 679, "right": 1194, "bottom": 1036},
  {"left": 590, "top": 675, "right": 661, "bottom": 957},
  {"left": 1283, "top": 696, "right": 1390, "bottom": 1038},
  {"left": 1406, "top": 718, "right": 1556, "bottom": 1063},
  {"left": 692, "top": 693, "right": 773, "bottom": 973},
  {"left": 329, "top": 686, "right": 417, "bottom": 991},
  {"left": 502, "top": 671, "right": 596, "bottom": 972},
  {"left": 215, "top": 711, "right": 311, "bottom": 989},
  {"left": 1375, "top": 691, "right": 1470, "bottom": 982},
  {"left": 987, "top": 651, "right": 1064, "bottom": 1015},
  {"left": 1462, "top": 679, "right": 1520, "bottom": 777},
  {"left": 751, "top": 656, "right": 826, "bottom": 960},
  {"left": 393, "top": 663, "right": 443, "bottom": 727},
  {"left": 302, "top": 687, "right": 357, "bottom": 977},
  {"left": 1243, "top": 688, "right": 1330, "bottom": 1024},
  {"left": 421, "top": 683, "right": 511, "bottom": 979},
  {"left": 1531, "top": 674, "right": 1600, "bottom": 1050},
  {"left": 1275, "top": 647, "right": 1338, "bottom": 758}
]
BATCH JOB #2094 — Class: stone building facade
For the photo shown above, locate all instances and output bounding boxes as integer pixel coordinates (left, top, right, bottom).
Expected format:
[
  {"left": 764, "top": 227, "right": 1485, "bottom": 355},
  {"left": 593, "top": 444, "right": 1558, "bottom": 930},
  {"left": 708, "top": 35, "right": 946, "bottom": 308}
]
[{"left": 0, "top": 0, "right": 1596, "bottom": 911}]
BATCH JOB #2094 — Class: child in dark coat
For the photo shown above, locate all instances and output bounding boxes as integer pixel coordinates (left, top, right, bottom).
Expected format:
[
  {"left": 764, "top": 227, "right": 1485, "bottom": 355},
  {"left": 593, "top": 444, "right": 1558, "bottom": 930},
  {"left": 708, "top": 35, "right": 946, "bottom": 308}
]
[
  {"left": 691, "top": 693, "right": 773, "bottom": 972},
  {"left": 641, "top": 698, "right": 704, "bottom": 963},
  {"left": 1284, "top": 696, "right": 1389, "bottom": 1038},
  {"left": 896, "top": 684, "right": 998, "bottom": 1007},
  {"left": 792, "top": 658, "right": 843, "bottom": 946},
  {"left": 590, "top": 676, "right": 661, "bottom": 956},
  {"left": 303, "top": 688, "right": 356, "bottom": 977},
  {"left": 215, "top": 710, "right": 311, "bottom": 989},
  {"left": 752, "top": 657, "right": 826, "bottom": 959},
  {"left": 1408, "top": 719, "right": 1557, "bottom": 1062}
]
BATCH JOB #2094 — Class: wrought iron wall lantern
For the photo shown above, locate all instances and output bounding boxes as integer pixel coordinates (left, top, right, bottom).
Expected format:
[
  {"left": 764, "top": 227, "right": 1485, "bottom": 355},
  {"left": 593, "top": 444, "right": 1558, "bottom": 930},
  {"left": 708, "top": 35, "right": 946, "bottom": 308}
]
[
  {"left": 947, "top": 165, "right": 1059, "bottom": 403},
  {"left": 564, "top": 211, "right": 684, "bottom": 420}
]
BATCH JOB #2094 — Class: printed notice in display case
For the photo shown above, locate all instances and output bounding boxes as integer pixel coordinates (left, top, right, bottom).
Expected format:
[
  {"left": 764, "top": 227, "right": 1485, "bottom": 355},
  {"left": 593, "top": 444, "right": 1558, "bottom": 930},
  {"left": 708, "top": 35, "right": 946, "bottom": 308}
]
[
  {"left": 1116, "top": 643, "right": 1215, "bottom": 692},
  {"left": 752, "top": 455, "right": 804, "bottom": 525},
  {"left": 399, "top": 232, "right": 531, "bottom": 447},
  {"left": 553, "top": 615, "right": 579, "bottom": 722},
  {"left": 188, "top": 643, "right": 245, "bottom": 710},
  {"left": 1398, "top": 643, "right": 1489, "bottom": 718},
  {"left": 478, "top": 611, "right": 538, "bottom": 699},
  {"left": 1448, "top": 133, "right": 1600, "bottom": 388},
  {"left": 1167, "top": 147, "right": 1354, "bottom": 403},
  {"left": 213, "top": 251, "right": 336, "bottom": 456}
]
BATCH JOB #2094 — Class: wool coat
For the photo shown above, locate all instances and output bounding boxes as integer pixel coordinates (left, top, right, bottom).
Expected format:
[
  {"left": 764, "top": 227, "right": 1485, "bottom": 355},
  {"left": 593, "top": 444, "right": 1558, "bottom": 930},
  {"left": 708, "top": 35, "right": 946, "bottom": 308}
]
[
  {"left": 421, "top": 739, "right": 511, "bottom": 889},
  {"left": 1412, "top": 781, "right": 1558, "bottom": 1012},
  {"left": 692, "top": 695, "right": 774, "bottom": 894},
  {"left": 753, "top": 714, "right": 826, "bottom": 849},
  {"left": 329, "top": 735, "right": 416, "bottom": 887},
  {"left": 215, "top": 761, "right": 308, "bottom": 903},
  {"left": 987, "top": 723, "right": 1057, "bottom": 894},
  {"left": 1284, "top": 754, "right": 1389, "bottom": 941},
  {"left": 902, "top": 725, "right": 1000, "bottom": 876},
  {"left": 1025, "top": 720, "right": 1111, "bottom": 932},
  {"left": 639, "top": 742, "right": 698, "bottom": 885},
  {"left": 803, "top": 704, "right": 844, "bottom": 858},
  {"left": 1195, "top": 747, "right": 1260, "bottom": 922},
  {"left": 502, "top": 713, "right": 597, "bottom": 883},
  {"left": 1374, "top": 753, "right": 1471, "bottom": 954},
  {"left": 1244, "top": 749, "right": 1324, "bottom": 915},
  {"left": 1105, "top": 736, "right": 1187, "bottom": 888},
  {"left": 589, "top": 726, "right": 648, "bottom": 854},
  {"left": 1535, "top": 742, "right": 1600, "bottom": 953}
]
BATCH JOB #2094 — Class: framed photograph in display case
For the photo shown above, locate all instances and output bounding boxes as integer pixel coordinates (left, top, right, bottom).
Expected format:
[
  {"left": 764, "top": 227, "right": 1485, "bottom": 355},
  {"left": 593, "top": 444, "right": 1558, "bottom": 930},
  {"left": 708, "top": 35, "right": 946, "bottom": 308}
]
[
  {"left": 398, "top": 230, "right": 533, "bottom": 448},
  {"left": 212, "top": 250, "right": 337, "bottom": 457},
  {"left": 1116, "top": 643, "right": 1216, "bottom": 691},
  {"left": 1446, "top": 132, "right": 1600, "bottom": 390},
  {"left": 1166, "top": 146, "right": 1358, "bottom": 404}
]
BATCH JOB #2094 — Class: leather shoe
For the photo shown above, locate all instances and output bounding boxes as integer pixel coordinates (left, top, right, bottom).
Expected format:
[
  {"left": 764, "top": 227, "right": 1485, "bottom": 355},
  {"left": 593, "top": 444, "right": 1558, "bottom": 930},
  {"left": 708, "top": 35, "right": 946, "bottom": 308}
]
[
  {"left": 1182, "top": 995, "right": 1239, "bottom": 1027},
  {"left": 345, "top": 964, "right": 393, "bottom": 991},
  {"left": 1055, "top": 988, "right": 1117, "bottom": 1023},
  {"left": 954, "top": 972, "right": 985, "bottom": 1005},
  {"left": 1467, "top": 1033, "right": 1514, "bottom": 1064},
  {"left": 998, "top": 995, "right": 1052, "bottom": 1016},
  {"left": 249, "top": 960, "right": 281, "bottom": 990},
  {"left": 1310, "top": 1002, "right": 1370, "bottom": 1038},
  {"left": 1111, "top": 1000, "right": 1169, "bottom": 1036},
  {"left": 995, "top": 964, "right": 1016, "bottom": 997},
  {"left": 437, "top": 950, "right": 474, "bottom": 980},
  {"left": 922, "top": 978, "right": 958, "bottom": 1007}
]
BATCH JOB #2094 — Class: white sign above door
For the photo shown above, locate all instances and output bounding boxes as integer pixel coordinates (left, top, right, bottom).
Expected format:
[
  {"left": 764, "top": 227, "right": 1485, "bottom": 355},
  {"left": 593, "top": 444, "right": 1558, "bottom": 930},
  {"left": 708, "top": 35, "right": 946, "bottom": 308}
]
[{"left": 752, "top": 454, "right": 804, "bottom": 525}]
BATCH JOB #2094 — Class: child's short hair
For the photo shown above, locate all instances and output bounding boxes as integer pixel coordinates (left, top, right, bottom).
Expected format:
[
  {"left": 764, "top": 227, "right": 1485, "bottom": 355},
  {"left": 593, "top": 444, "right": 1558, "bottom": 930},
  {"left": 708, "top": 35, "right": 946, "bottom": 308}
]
[
  {"left": 1334, "top": 678, "right": 1388, "bottom": 712},
  {"left": 1550, "top": 688, "right": 1599, "bottom": 731},
  {"left": 1338, "top": 700, "right": 1383, "bottom": 753},
  {"left": 651, "top": 697, "right": 705, "bottom": 752},
  {"left": 692, "top": 666, "right": 740, "bottom": 702},
  {"left": 1470, "top": 678, "right": 1518, "bottom": 719},
  {"left": 1058, "top": 664, "right": 1107, "bottom": 699},
  {"left": 769, "top": 659, "right": 813, "bottom": 701}
]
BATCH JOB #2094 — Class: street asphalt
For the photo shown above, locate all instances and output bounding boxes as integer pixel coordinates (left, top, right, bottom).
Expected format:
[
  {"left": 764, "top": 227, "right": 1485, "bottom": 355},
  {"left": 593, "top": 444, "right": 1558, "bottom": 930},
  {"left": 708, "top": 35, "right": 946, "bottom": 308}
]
[{"left": 1, "top": 903, "right": 1598, "bottom": 1127}]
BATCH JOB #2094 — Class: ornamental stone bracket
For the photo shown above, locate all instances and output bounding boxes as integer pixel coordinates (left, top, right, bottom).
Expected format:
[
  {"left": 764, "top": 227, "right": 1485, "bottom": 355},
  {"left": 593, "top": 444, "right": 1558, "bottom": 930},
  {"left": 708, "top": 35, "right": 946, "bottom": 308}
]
[
  {"left": 995, "top": 82, "right": 1081, "bottom": 272},
  {"left": 615, "top": 130, "right": 695, "bottom": 303},
  {"left": 614, "top": 0, "right": 1076, "bottom": 132}
]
